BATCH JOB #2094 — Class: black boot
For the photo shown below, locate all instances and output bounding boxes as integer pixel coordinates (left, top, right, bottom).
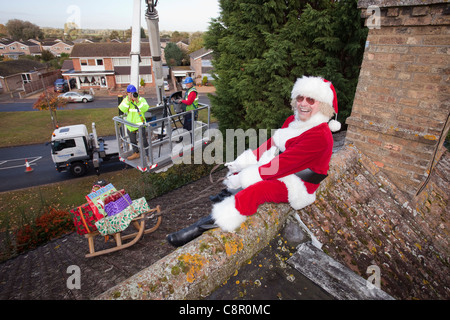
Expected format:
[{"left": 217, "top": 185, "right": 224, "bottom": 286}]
[
  {"left": 209, "top": 188, "right": 233, "bottom": 203},
  {"left": 167, "top": 214, "right": 218, "bottom": 247}
]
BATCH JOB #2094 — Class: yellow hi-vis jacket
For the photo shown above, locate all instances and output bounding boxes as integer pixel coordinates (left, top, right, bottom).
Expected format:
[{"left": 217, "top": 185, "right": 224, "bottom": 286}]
[{"left": 118, "top": 96, "right": 150, "bottom": 132}]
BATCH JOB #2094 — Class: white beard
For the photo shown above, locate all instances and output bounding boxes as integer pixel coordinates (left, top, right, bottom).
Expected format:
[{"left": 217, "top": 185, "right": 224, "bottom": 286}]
[{"left": 272, "top": 113, "right": 329, "bottom": 152}]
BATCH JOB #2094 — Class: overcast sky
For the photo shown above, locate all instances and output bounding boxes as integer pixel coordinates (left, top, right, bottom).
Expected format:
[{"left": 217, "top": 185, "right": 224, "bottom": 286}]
[{"left": 0, "top": 0, "right": 221, "bottom": 32}]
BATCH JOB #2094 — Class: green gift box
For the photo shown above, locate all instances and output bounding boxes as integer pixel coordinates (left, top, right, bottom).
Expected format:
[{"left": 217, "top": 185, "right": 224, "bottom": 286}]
[{"left": 95, "top": 197, "right": 150, "bottom": 236}]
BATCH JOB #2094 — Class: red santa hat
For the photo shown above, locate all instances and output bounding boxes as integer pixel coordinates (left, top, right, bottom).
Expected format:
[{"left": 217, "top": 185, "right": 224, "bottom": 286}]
[{"left": 291, "top": 76, "right": 341, "bottom": 132}]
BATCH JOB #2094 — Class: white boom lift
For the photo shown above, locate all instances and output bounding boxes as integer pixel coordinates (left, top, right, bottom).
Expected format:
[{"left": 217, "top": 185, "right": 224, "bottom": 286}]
[{"left": 50, "top": 0, "right": 211, "bottom": 177}]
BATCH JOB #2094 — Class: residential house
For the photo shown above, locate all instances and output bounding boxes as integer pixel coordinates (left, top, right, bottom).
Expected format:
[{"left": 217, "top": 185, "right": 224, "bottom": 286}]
[
  {"left": 189, "top": 48, "right": 214, "bottom": 85},
  {"left": 0, "top": 38, "right": 41, "bottom": 59},
  {"left": 42, "top": 39, "right": 74, "bottom": 57},
  {"left": 0, "top": 59, "right": 58, "bottom": 96},
  {"left": 63, "top": 42, "right": 154, "bottom": 90},
  {"left": 176, "top": 40, "right": 189, "bottom": 52}
]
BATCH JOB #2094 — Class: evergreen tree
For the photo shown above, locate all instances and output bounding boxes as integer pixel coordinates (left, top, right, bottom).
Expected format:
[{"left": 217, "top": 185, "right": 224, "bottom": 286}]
[
  {"left": 164, "top": 42, "right": 185, "bottom": 66},
  {"left": 205, "top": 0, "right": 367, "bottom": 132}
]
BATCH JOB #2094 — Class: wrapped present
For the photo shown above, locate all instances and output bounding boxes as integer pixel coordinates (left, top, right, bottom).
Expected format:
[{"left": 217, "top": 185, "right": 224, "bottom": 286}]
[
  {"left": 70, "top": 203, "right": 98, "bottom": 235},
  {"left": 105, "top": 193, "right": 132, "bottom": 216},
  {"left": 103, "top": 189, "right": 126, "bottom": 205},
  {"left": 85, "top": 183, "right": 117, "bottom": 220},
  {"left": 95, "top": 197, "right": 150, "bottom": 236}
]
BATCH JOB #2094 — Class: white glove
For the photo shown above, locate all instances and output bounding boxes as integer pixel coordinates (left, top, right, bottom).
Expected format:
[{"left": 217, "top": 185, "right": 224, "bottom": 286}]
[
  {"left": 223, "top": 173, "right": 242, "bottom": 190},
  {"left": 225, "top": 161, "right": 240, "bottom": 174},
  {"left": 225, "top": 149, "right": 258, "bottom": 174}
]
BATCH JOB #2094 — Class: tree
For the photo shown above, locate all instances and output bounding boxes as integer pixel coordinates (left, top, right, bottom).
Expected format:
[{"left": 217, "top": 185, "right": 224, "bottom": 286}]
[
  {"left": 6, "top": 19, "right": 43, "bottom": 40},
  {"left": 204, "top": 0, "right": 367, "bottom": 133},
  {"left": 33, "top": 89, "right": 69, "bottom": 129},
  {"left": 188, "top": 32, "right": 205, "bottom": 54},
  {"left": 164, "top": 42, "right": 185, "bottom": 67},
  {"left": 170, "top": 31, "right": 189, "bottom": 43}
]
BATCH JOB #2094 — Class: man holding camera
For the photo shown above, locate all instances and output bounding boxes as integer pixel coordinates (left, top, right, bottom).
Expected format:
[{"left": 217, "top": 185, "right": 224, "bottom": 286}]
[{"left": 118, "top": 84, "right": 150, "bottom": 160}]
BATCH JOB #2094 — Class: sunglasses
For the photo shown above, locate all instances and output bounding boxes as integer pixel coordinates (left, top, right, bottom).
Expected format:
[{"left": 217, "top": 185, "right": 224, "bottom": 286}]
[{"left": 296, "top": 96, "right": 316, "bottom": 105}]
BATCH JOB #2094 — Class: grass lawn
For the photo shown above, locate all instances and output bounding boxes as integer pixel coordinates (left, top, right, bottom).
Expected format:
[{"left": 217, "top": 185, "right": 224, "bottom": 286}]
[
  {"left": 0, "top": 106, "right": 214, "bottom": 148},
  {"left": 0, "top": 108, "right": 119, "bottom": 148}
]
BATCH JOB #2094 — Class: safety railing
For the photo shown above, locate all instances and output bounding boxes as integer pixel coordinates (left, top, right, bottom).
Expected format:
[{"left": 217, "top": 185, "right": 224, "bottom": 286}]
[{"left": 113, "top": 103, "right": 211, "bottom": 172}]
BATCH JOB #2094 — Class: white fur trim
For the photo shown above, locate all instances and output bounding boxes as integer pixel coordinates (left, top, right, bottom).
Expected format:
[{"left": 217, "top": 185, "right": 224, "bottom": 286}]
[
  {"left": 278, "top": 175, "right": 316, "bottom": 210},
  {"left": 212, "top": 196, "right": 247, "bottom": 232},
  {"left": 291, "top": 76, "right": 333, "bottom": 107},
  {"left": 226, "top": 149, "right": 257, "bottom": 173},
  {"left": 223, "top": 173, "right": 242, "bottom": 190},
  {"left": 273, "top": 113, "right": 329, "bottom": 152},
  {"left": 258, "top": 146, "right": 278, "bottom": 165},
  {"left": 239, "top": 165, "right": 263, "bottom": 189},
  {"left": 328, "top": 119, "right": 341, "bottom": 132}
]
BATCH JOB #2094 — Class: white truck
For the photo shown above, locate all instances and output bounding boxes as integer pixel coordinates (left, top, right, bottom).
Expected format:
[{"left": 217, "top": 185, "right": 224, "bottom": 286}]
[{"left": 50, "top": 123, "right": 119, "bottom": 177}]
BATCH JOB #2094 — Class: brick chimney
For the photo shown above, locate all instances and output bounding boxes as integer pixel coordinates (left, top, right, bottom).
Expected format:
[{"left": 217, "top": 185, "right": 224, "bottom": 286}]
[{"left": 346, "top": 0, "right": 450, "bottom": 197}]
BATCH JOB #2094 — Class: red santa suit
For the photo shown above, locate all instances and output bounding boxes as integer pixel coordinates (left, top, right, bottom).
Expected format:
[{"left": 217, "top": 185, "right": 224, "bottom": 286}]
[{"left": 211, "top": 76, "right": 339, "bottom": 232}]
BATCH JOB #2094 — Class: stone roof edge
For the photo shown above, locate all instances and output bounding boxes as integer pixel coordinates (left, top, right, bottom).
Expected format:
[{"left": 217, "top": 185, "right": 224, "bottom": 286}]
[{"left": 357, "top": 0, "right": 446, "bottom": 8}]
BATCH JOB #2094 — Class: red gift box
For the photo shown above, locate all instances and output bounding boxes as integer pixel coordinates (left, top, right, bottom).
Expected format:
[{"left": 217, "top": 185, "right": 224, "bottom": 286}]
[{"left": 69, "top": 203, "right": 98, "bottom": 235}]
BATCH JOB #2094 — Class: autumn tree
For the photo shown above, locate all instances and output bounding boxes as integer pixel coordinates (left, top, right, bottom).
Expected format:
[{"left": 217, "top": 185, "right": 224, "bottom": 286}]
[
  {"left": 33, "top": 89, "right": 69, "bottom": 129},
  {"left": 6, "top": 19, "right": 43, "bottom": 40}
]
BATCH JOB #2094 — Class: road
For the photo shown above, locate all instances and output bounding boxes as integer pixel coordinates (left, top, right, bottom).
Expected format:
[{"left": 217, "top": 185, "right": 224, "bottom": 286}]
[
  {"left": 0, "top": 94, "right": 212, "bottom": 112},
  {"left": 0, "top": 94, "right": 212, "bottom": 192},
  {"left": 0, "top": 139, "right": 128, "bottom": 193}
]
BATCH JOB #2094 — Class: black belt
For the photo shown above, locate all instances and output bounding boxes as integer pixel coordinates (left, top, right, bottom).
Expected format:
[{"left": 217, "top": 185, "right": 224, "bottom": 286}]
[{"left": 295, "top": 168, "right": 328, "bottom": 184}]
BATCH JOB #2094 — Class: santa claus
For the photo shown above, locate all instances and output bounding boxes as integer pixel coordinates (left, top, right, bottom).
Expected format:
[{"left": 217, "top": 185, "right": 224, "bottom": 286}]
[{"left": 167, "top": 75, "right": 340, "bottom": 247}]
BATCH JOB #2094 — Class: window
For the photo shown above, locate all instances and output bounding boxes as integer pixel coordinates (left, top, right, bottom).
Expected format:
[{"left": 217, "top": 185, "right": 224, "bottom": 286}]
[
  {"left": 80, "top": 59, "right": 87, "bottom": 66},
  {"left": 96, "top": 59, "right": 104, "bottom": 66},
  {"left": 115, "top": 74, "right": 130, "bottom": 84},
  {"left": 113, "top": 57, "right": 131, "bottom": 66},
  {"left": 21, "top": 73, "right": 31, "bottom": 84},
  {"left": 202, "top": 60, "right": 212, "bottom": 67},
  {"left": 51, "top": 139, "right": 76, "bottom": 152},
  {"left": 140, "top": 58, "right": 151, "bottom": 65}
]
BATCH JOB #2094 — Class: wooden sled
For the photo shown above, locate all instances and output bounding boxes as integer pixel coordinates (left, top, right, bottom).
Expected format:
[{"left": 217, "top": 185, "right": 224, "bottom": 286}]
[{"left": 85, "top": 205, "right": 162, "bottom": 258}]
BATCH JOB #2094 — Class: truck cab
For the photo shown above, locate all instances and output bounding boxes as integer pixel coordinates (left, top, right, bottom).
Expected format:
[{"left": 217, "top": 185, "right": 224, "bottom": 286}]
[{"left": 51, "top": 125, "right": 91, "bottom": 176}]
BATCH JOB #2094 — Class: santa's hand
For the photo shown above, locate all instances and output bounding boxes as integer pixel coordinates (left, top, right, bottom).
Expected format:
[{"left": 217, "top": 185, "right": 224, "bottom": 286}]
[
  {"left": 225, "top": 161, "right": 240, "bottom": 174},
  {"left": 225, "top": 149, "right": 258, "bottom": 174},
  {"left": 223, "top": 173, "right": 242, "bottom": 190}
]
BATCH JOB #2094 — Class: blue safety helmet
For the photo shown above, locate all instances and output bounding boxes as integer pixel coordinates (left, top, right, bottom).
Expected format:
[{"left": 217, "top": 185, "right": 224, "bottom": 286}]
[
  {"left": 183, "top": 77, "right": 194, "bottom": 84},
  {"left": 126, "top": 84, "right": 137, "bottom": 93}
]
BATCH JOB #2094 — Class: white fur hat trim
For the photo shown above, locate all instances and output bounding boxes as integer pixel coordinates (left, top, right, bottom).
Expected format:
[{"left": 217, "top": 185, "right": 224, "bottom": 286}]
[{"left": 291, "top": 76, "right": 334, "bottom": 107}]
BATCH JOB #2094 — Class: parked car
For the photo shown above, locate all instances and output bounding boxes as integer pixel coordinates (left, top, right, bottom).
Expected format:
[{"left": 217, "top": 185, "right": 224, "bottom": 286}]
[
  {"left": 164, "top": 80, "right": 169, "bottom": 91},
  {"left": 59, "top": 92, "right": 94, "bottom": 103},
  {"left": 54, "top": 79, "right": 69, "bottom": 93}
]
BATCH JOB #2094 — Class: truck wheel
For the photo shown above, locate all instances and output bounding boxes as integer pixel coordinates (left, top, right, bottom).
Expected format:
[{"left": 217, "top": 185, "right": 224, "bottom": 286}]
[{"left": 70, "top": 162, "right": 87, "bottom": 177}]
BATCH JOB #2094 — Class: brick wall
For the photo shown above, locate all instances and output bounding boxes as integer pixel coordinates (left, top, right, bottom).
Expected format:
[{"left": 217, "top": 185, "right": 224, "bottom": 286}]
[
  {"left": 297, "top": 144, "right": 449, "bottom": 299},
  {"left": 346, "top": 1, "right": 450, "bottom": 197}
]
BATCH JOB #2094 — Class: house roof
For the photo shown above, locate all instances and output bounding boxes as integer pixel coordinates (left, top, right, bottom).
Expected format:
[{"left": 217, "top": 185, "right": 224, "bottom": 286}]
[
  {"left": 70, "top": 42, "right": 151, "bottom": 58},
  {"left": 189, "top": 48, "right": 213, "bottom": 60},
  {"left": 61, "top": 59, "right": 74, "bottom": 71},
  {"left": 0, "top": 59, "right": 46, "bottom": 77},
  {"left": 0, "top": 38, "right": 40, "bottom": 48}
]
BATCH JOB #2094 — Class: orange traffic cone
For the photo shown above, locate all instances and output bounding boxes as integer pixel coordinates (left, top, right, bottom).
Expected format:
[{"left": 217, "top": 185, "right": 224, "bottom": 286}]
[{"left": 25, "top": 159, "right": 34, "bottom": 173}]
